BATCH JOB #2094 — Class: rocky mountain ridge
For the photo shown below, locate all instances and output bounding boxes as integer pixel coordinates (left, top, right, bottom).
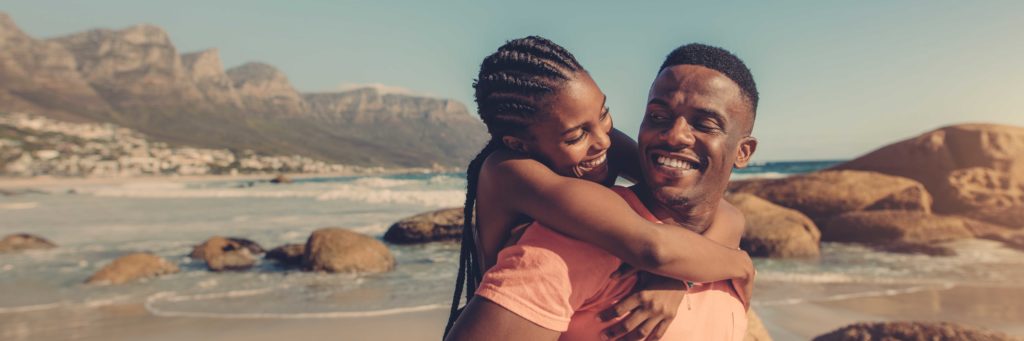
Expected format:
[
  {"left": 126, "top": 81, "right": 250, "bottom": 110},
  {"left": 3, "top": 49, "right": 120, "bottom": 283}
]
[{"left": 0, "top": 12, "right": 487, "bottom": 167}]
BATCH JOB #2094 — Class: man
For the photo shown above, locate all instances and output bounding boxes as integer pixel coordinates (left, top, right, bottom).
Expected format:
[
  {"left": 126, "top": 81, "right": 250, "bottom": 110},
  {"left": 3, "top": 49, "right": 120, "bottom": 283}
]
[{"left": 446, "top": 43, "right": 760, "bottom": 341}]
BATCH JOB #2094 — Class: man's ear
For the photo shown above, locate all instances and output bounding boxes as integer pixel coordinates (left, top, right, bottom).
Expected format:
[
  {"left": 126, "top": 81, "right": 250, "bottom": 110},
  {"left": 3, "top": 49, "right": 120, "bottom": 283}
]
[
  {"left": 501, "top": 135, "right": 529, "bottom": 153},
  {"left": 733, "top": 136, "right": 758, "bottom": 169}
]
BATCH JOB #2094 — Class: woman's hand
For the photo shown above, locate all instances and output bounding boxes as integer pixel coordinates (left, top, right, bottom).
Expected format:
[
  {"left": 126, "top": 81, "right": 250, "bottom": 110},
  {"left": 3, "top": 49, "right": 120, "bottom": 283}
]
[{"left": 598, "top": 273, "right": 687, "bottom": 341}]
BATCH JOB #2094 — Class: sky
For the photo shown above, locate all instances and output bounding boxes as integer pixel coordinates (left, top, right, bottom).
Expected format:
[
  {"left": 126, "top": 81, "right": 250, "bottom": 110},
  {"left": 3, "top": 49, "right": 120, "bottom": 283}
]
[{"left": 4, "top": 1, "right": 1023, "bottom": 162}]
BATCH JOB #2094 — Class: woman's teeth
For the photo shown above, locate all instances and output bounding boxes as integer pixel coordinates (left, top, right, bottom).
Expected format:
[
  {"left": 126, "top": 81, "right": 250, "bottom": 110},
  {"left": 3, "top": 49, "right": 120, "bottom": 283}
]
[
  {"left": 580, "top": 154, "right": 607, "bottom": 169},
  {"left": 655, "top": 155, "right": 696, "bottom": 170}
]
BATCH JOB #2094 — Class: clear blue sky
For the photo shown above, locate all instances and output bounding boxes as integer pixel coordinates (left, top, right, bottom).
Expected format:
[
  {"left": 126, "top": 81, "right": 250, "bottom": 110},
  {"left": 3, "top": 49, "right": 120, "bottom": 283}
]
[{"left": 5, "top": 1, "right": 1023, "bottom": 161}]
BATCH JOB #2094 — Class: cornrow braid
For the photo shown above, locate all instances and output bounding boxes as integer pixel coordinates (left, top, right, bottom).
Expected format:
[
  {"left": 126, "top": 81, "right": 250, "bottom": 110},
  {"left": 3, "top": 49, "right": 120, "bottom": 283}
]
[{"left": 443, "top": 36, "right": 583, "bottom": 338}]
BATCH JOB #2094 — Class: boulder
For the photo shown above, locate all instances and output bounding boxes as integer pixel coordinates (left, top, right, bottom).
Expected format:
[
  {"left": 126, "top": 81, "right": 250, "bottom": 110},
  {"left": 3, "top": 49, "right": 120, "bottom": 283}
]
[
  {"left": 0, "top": 233, "right": 56, "bottom": 253},
  {"left": 269, "top": 174, "right": 293, "bottom": 184},
  {"left": 961, "top": 206, "right": 1024, "bottom": 230},
  {"left": 189, "top": 236, "right": 264, "bottom": 260},
  {"left": 833, "top": 124, "right": 1024, "bottom": 220},
  {"left": 727, "top": 194, "right": 820, "bottom": 258},
  {"left": 265, "top": 243, "right": 305, "bottom": 266},
  {"left": 729, "top": 170, "right": 932, "bottom": 225},
  {"left": 85, "top": 252, "right": 179, "bottom": 285},
  {"left": 961, "top": 219, "right": 1024, "bottom": 251},
  {"left": 384, "top": 207, "right": 464, "bottom": 244},
  {"left": 304, "top": 228, "right": 394, "bottom": 273},
  {"left": 206, "top": 247, "right": 256, "bottom": 271},
  {"left": 812, "top": 321, "right": 1015, "bottom": 341},
  {"left": 821, "top": 210, "right": 975, "bottom": 246},
  {"left": 744, "top": 309, "right": 772, "bottom": 341}
]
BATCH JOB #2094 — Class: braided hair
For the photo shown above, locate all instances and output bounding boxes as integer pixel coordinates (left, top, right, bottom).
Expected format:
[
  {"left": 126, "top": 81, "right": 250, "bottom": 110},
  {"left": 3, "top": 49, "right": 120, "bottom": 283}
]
[{"left": 444, "top": 36, "right": 583, "bottom": 337}]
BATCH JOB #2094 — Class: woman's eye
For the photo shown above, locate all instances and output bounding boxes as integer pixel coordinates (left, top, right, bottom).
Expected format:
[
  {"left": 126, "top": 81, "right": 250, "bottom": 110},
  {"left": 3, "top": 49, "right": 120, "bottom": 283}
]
[{"left": 566, "top": 132, "right": 586, "bottom": 145}]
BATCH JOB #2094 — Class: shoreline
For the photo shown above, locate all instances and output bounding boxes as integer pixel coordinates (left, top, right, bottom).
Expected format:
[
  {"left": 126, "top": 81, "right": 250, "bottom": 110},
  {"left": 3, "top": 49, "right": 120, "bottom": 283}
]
[
  {"left": 3, "top": 283, "right": 1022, "bottom": 341},
  {"left": 0, "top": 169, "right": 451, "bottom": 191}
]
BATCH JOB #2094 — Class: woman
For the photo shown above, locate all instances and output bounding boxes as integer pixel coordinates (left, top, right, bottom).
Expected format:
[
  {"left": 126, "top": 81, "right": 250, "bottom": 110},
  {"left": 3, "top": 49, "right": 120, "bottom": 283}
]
[{"left": 444, "top": 36, "right": 753, "bottom": 339}]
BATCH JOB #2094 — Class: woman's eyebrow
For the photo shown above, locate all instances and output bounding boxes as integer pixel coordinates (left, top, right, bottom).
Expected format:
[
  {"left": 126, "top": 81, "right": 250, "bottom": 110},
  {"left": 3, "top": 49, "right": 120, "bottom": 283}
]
[{"left": 561, "top": 95, "right": 608, "bottom": 135}]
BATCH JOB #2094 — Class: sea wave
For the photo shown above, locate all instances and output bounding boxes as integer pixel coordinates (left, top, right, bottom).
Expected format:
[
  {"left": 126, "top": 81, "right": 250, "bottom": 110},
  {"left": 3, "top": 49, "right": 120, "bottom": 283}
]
[
  {"left": 0, "top": 202, "right": 38, "bottom": 210},
  {"left": 143, "top": 290, "right": 445, "bottom": 319},
  {"left": 754, "top": 283, "right": 956, "bottom": 306},
  {"left": 86, "top": 183, "right": 465, "bottom": 207}
]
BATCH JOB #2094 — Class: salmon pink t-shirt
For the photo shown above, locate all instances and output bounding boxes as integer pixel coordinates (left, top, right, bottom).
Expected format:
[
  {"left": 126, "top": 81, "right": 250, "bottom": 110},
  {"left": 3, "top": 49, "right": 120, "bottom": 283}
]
[{"left": 474, "top": 186, "right": 747, "bottom": 340}]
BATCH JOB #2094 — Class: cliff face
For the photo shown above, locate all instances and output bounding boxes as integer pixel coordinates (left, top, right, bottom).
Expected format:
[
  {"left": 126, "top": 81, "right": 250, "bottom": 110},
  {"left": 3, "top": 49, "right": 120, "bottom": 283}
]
[
  {"left": 0, "top": 12, "right": 487, "bottom": 167},
  {"left": 49, "top": 24, "right": 209, "bottom": 115},
  {"left": 0, "top": 13, "right": 113, "bottom": 122},
  {"left": 181, "top": 48, "right": 244, "bottom": 112},
  {"left": 226, "top": 62, "right": 308, "bottom": 117}
]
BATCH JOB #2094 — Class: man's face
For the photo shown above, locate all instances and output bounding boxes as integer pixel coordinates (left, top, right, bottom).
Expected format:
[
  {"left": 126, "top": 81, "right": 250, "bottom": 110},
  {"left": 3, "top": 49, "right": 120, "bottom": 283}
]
[{"left": 638, "top": 64, "right": 757, "bottom": 209}]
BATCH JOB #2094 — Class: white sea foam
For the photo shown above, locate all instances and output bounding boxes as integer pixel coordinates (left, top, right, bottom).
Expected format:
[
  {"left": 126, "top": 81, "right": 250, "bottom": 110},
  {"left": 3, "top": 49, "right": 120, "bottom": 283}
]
[
  {"left": 730, "top": 172, "right": 789, "bottom": 180},
  {"left": 755, "top": 283, "right": 956, "bottom": 306},
  {"left": 143, "top": 289, "right": 446, "bottom": 319},
  {"left": 0, "top": 302, "right": 62, "bottom": 314},
  {"left": 0, "top": 202, "right": 38, "bottom": 210}
]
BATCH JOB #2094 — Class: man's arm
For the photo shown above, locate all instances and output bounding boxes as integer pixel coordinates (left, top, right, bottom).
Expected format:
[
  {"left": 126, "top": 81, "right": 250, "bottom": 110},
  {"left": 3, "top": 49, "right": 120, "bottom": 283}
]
[
  {"left": 485, "top": 153, "right": 753, "bottom": 284},
  {"left": 445, "top": 298, "right": 559, "bottom": 341}
]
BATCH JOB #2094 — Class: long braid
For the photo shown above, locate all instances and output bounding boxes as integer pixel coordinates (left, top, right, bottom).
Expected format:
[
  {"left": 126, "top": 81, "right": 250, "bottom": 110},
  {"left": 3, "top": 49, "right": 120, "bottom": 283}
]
[{"left": 444, "top": 36, "right": 582, "bottom": 339}]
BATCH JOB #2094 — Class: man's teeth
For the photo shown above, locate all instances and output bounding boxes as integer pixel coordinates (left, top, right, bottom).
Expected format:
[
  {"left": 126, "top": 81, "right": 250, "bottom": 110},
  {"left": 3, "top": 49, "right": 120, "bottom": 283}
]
[
  {"left": 656, "top": 155, "right": 695, "bottom": 170},
  {"left": 580, "top": 154, "right": 607, "bottom": 168}
]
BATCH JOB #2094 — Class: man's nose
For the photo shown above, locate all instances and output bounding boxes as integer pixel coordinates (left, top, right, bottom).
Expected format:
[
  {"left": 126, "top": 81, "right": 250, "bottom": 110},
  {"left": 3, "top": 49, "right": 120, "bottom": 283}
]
[{"left": 662, "top": 117, "right": 696, "bottom": 147}]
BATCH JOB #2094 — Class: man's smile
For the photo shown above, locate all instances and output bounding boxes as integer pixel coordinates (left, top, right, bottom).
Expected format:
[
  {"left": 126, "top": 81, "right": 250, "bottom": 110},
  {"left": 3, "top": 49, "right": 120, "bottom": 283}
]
[{"left": 647, "top": 149, "right": 705, "bottom": 178}]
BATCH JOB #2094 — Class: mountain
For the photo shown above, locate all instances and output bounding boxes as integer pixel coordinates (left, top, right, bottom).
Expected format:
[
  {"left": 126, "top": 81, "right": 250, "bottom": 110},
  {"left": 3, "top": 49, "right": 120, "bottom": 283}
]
[{"left": 0, "top": 13, "right": 487, "bottom": 167}]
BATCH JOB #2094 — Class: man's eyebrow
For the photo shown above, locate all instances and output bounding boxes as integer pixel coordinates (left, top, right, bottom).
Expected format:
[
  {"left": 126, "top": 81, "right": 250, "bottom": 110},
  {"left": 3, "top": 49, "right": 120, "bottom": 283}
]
[
  {"left": 647, "top": 98, "right": 670, "bottom": 107},
  {"left": 696, "top": 107, "right": 728, "bottom": 125},
  {"left": 561, "top": 95, "right": 608, "bottom": 135}
]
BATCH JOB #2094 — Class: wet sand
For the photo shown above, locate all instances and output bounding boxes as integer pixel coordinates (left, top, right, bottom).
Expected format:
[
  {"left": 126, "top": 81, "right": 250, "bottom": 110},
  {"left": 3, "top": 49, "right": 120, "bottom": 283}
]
[
  {"left": 3, "top": 284, "right": 1022, "bottom": 340},
  {"left": 757, "top": 284, "right": 1024, "bottom": 340}
]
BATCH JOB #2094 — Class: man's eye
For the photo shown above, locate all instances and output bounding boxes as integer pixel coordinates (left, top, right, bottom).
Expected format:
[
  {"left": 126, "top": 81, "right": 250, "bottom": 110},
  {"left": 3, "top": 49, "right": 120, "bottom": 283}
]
[
  {"left": 648, "top": 112, "right": 669, "bottom": 123},
  {"left": 600, "top": 107, "right": 610, "bottom": 121}
]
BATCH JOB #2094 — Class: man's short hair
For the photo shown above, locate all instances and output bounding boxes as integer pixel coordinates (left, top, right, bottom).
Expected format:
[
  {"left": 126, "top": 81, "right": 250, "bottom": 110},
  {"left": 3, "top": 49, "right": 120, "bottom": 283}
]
[{"left": 659, "top": 44, "right": 759, "bottom": 113}]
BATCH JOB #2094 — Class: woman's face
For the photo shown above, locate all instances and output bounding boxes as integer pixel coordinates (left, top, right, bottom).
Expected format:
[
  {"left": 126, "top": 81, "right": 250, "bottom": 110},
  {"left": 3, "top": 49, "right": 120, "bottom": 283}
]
[{"left": 509, "top": 72, "right": 613, "bottom": 183}]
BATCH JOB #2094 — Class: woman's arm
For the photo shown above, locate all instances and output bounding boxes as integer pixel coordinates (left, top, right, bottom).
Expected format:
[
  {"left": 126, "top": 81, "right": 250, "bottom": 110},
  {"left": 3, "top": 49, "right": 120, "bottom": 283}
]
[{"left": 483, "top": 153, "right": 753, "bottom": 284}]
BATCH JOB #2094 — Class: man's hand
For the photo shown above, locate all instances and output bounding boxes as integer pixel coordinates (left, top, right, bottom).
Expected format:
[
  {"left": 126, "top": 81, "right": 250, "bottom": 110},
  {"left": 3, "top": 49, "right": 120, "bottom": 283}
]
[{"left": 599, "top": 273, "right": 687, "bottom": 340}]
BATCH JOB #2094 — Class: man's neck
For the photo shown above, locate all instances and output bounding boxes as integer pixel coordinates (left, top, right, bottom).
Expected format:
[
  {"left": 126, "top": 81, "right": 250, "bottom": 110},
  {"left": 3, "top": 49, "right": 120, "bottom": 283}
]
[{"left": 632, "top": 186, "right": 718, "bottom": 234}]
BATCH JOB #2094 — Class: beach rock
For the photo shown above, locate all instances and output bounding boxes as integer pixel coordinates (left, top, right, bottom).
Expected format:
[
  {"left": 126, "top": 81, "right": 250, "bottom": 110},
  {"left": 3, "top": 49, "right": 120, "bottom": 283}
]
[
  {"left": 812, "top": 321, "right": 1015, "bottom": 341},
  {"left": 85, "top": 252, "right": 179, "bottom": 285},
  {"left": 961, "top": 219, "right": 1024, "bottom": 251},
  {"left": 821, "top": 210, "right": 975, "bottom": 246},
  {"left": 384, "top": 207, "right": 464, "bottom": 244},
  {"left": 727, "top": 194, "right": 820, "bottom": 258},
  {"left": 206, "top": 248, "right": 256, "bottom": 271},
  {"left": 833, "top": 124, "right": 1024, "bottom": 221},
  {"left": 189, "top": 236, "right": 265, "bottom": 260},
  {"left": 961, "top": 205, "right": 1024, "bottom": 230},
  {"left": 728, "top": 170, "right": 932, "bottom": 225},
  {"left": 304, "top": 228, "right": 395, "bottom": 273},
  {"left": 265, "top": 243, "right": 305, "bottom": 266},
  {"left": 270, "top": 174, "right": 293, "bottom": 184},
  {"left": 0, "top": 233, "right": 56, "bottom": 253},
  {"left": 744, "top": 310, "right": 772, "bottom": 341}
]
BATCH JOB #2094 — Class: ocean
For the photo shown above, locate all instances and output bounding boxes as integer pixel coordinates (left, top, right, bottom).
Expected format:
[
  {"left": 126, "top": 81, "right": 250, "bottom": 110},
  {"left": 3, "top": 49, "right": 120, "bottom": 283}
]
[{"left": 2, "top": 160, "right": 1023, "bottom": 338}]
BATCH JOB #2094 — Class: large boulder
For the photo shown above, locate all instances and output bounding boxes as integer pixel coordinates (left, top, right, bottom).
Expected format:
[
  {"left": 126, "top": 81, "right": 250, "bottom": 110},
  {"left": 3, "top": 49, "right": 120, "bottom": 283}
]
[
  {"left": 0, "top": 233, "right": 56, "bottom": 253},
  {"left": 304, "top": 228, "right": 395, "bottom": 273},
  {"left": 206, "top": 248, "right": 256, "bottom": 272},
  {"left": 265, "top": 243, "right": 305, "bottom": 266},
  {"left": 384, "top": 207, "right": 464, "bottom": 244},
  {"left": 744, "top": 310, "right": 772, "bottom": 341},
  {"left": 85, "top": 252, "right": 179, "bottom": 285},
  {"left": 729, "top": 170, "right": 932, "bottom": 225},
  {"left": 727, "top": 194, "right": 820, "bottom": 258},
  {"left": 833, "top": 124, "right": 1024, "bottom": 225},
  {"left": 821, "top": 210, "right": 975, "bottom": 246},
  {"left": 189, "top": 236, "right": 264, "bottom": 259},
  {"left": 812, "top": 321, "right": 1015, "bottom": 341}
]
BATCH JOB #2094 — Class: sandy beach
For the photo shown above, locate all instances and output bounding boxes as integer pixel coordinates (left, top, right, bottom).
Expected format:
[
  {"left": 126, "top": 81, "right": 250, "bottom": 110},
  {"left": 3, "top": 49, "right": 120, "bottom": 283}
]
[{"left": 2, "top": 283, "right": 1022, "bottom": 340}]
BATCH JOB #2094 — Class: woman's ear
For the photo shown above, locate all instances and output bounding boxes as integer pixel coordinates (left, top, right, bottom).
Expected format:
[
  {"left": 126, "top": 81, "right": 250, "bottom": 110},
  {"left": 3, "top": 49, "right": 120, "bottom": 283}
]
[
  {"left": 733, "top": 136, "right": 758, "bottom": 169},
  {"left": 501, "top": 135, "right": 529, "bottom": 153}
]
